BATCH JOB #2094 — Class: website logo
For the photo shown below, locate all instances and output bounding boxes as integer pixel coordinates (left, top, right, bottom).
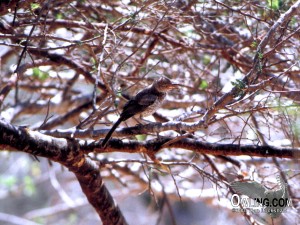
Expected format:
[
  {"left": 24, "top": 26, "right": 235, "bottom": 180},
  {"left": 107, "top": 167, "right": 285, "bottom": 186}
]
[{"left": 230, "top": 175, "right": 291, "bottom": 218}]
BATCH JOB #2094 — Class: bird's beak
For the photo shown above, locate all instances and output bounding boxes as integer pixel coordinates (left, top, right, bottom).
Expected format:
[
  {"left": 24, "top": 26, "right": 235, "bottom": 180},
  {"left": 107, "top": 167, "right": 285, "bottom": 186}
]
[{"left": 170, "top": 83, "right": 180, "bottom": 89}]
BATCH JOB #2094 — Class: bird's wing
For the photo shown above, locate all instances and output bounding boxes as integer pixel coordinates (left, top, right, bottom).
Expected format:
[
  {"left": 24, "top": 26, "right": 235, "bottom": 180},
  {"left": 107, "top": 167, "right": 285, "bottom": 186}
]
[
  {"left": 137, "top": 94, "right": 158, "bottom": 105},
  {"left": 231, "top": 181, "right": 267, "bottom": 199},
  {"left": 120, "top": 99, "right": 147, "bottom": 119}
]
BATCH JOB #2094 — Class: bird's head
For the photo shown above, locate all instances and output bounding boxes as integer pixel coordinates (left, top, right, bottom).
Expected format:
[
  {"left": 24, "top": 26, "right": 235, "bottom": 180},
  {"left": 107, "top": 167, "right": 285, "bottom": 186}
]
[{"left": 153, "top": 77, "right": 179, "bottom": 92}]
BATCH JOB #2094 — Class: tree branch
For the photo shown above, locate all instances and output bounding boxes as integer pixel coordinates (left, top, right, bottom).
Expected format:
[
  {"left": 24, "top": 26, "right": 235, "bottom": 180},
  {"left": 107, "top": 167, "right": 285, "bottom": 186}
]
[{"left": 0, "top": 119, "right": 128, "bottom": 225}]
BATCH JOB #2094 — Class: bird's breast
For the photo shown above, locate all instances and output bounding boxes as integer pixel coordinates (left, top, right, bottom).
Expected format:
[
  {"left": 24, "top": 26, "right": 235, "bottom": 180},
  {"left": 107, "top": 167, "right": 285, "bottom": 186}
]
[{"left": 140, "top": 94, "right": 165, "bottom": 117}]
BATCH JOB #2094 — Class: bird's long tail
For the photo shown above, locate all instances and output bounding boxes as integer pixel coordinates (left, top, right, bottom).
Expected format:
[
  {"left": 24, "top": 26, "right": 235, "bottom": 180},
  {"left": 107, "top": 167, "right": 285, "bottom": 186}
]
[{"left": 101, "top": 117, "right": 123, "bottom": 147}]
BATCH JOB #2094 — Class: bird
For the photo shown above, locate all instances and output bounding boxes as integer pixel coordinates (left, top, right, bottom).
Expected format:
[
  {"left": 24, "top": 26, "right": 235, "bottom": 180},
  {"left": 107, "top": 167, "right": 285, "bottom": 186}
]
[
  {"left": 231, "top": 175, "right": 290, "bottom": 218},
  {"left": 101, "top": 77, "right": 178, "bottom": 147}
]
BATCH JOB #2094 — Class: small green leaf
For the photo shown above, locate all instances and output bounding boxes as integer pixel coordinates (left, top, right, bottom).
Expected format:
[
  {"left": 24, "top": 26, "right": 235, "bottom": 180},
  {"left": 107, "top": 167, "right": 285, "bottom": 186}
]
[
  {"left": 0, "top": 176, "right": 17, "bottom": 188},
  {"left": 258, "top": 52, "right": 263, "bottom": 59},
  {"left": 116, "top": 90, "right": 122, "bottom": 98},
  {"left": 32, "top": 68, "right": 49, "bottom": 81},
  {"left": 231, "top": 79, "right": 246, "bottom": 89},
  {"left": 199, "top": 80, "right": 208, "bottom": 90},
  {"left": 250, "top": 41, "right": 257, "bottom": 48},
  {"left": 135, "top": 134, "right": 147, "bottom": 141},
  {"left": 90, "top": 58, "right": 96, "bottom": 66},
  {"left": 55, "top": 12, "right": 63, "bottom": 19},
  {"left": 231, "top": 79, "right": 246, "bottom": 97},
  {"left": 203, "top": 54, "right": 211, "bottom": 65},
  {"left": 23, "top": 176, "right": 36, "bottom": 196},
  {"left": 30, "top": 3, "right": 40, "bottom": 10},
  {"left": 267, "top": 0, "right": 280, "bottom": 10}
]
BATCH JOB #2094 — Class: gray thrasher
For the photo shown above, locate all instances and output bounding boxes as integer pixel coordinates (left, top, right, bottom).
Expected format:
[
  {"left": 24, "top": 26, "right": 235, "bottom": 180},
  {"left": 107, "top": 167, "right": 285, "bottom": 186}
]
[{"left": 101, "top": 77, "right": 178, "bottom": 147}]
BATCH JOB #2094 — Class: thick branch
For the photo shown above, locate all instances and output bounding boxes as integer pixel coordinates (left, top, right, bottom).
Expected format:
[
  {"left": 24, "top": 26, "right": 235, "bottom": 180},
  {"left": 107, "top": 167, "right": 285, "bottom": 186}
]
[
  {"left": 0, "top": 120, "right": 128, "bottom": 225},
  {"left": 81, "top": 137, "right": 300, "bottom": 159}
]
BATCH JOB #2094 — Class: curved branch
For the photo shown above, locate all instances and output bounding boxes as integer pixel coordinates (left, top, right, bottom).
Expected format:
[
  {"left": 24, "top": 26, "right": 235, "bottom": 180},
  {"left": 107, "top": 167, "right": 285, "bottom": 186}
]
[{"left": 0, "top": 120, "right": 128, "bottom": 225}]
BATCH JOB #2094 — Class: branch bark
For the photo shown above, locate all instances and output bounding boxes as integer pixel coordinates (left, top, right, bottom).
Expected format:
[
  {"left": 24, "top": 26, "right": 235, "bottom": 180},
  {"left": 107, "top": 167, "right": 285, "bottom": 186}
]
[{"left": 0, "top": 119, "right": 128, "bottom": 225}]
